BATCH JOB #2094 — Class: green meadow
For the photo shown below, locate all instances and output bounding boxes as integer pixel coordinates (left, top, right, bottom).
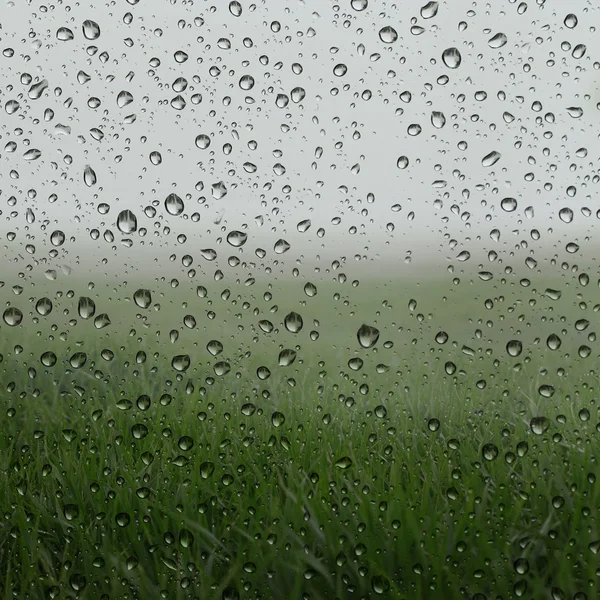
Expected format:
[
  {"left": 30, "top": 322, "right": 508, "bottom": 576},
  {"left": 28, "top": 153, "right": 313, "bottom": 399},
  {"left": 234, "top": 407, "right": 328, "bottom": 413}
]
[{"left": 1, "top": 271, "right": 598, "bottom": 599}]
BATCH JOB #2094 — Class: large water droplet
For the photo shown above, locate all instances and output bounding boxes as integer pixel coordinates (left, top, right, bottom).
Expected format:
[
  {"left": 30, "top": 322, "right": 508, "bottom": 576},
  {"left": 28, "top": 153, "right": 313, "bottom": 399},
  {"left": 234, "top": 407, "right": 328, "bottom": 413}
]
[
  {"left": 501, "top": 197, "right": 517, "bottom": 212},
  {"left": 82, "top": 19, "right": 101, "bottom": 40},
  {"left": 379, "top": 26, "right": 398, "bottom": 44},
  {"left": 357, "top": 324, "right": 380, "bottom": 348},
  {"left": 564, "top": 13, "right": 578, "bottom": 29},
  {"left": 482, "top": 151, "right": 501, "bottom": 167},
  {"left": 29, "top": 79, "right": 48, "bottom": 100},
  {"left": 351, "top": 0, "right": 368, "bottom": 10},
  {"left": 172, "top": 355, "right": 191, "bottom": 372},
  {"left": 274, "top": 239, "right": 290, "bottom": 254},
  {"left": 195, "top": 134, "right": 211, "bottom": 149},
  {"left": 36, "top": 298, "right": 53, "bottom": 316},
  {"left": 420, "top": 1, "right": 439, "bottom": 18},
  {"left": 3, "top": 307, "right": 23, "bottom": 326},
  {"left": 278, "top": 349, "right": 297, "bottom": 366},
  {"left": 117, "top": 210, "right": 137, "bottom": 234},
  {"left": 83, "top": 165, "right": 97, "bottom": 187},
  {"left": 56, "top": 27, "right": 74, "bottom": 41},
  {"left": 78, "top": 297, "right": 96, "bottom": 319},
  {"left": 284, "top": 311, "right": 303, "bottom": 333},
  {"left": 133, "top": 289, "right": 152, "bottom": 308},
  {"left": 70, "top": 352, "right": 87, "bottom": 369},
  {"left": 506, "top": 340, "right": 522, "bottom": 357},
  {"left": 488, "top": 32, "right": 507, "bottom": 48},
  {"left": 117, "top": 90, "right": 133, "bottom": 108},
  {"left": 442, "top": 47, "right": 462, "bottom": 69},
  {"left": 165, "top": 193, "right": 184, "bottom": 216},
  {"left": 211, "top": 181, "right": 228, "bottom": 200},
  {"left": 227, "top": 231, "right": 248, "bottom": 247},
  {"left": 24, "top": 149, "right": 42, "bottom": 161}
]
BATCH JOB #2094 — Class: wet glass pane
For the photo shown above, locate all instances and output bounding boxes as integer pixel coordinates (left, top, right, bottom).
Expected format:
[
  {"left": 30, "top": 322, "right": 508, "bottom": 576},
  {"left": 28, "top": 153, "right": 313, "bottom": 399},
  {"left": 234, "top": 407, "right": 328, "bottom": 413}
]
[{"left": 1, "top": 1, "right": 598, "bottom": 598}]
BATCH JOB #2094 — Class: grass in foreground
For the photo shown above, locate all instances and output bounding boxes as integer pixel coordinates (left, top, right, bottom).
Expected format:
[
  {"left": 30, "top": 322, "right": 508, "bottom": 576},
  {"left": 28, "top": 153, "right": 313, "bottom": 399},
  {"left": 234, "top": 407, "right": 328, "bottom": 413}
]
[{"left": 1, "top": 355, "right": 599, "bottom": 600}]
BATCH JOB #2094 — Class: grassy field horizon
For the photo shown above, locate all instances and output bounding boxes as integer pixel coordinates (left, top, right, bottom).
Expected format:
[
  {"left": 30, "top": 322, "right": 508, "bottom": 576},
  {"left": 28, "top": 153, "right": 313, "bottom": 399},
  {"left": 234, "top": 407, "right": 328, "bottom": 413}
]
[{"left": 1, "top": 269, "right": 599, "bottom": 599}]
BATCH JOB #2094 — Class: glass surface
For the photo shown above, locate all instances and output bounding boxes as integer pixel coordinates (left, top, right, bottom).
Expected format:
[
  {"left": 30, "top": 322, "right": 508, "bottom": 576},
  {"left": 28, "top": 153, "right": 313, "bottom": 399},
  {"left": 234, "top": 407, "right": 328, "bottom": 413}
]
[{"left": 1, "top": 1, "right": 598, "bottom": 598}]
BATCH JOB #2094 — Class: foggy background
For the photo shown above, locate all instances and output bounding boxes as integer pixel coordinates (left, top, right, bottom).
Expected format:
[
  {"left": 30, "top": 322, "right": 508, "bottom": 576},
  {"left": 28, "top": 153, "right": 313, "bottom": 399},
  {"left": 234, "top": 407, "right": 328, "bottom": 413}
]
[{"left": 1, "top": 0, "right": 599, "bottom": 288}]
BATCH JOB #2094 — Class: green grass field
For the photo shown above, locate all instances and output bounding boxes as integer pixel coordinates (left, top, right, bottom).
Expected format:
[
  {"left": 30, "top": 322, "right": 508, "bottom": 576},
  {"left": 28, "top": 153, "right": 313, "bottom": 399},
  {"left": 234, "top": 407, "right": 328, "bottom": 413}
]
[{"left": 1, "top": 273, "right": 598, "bottom": 599}]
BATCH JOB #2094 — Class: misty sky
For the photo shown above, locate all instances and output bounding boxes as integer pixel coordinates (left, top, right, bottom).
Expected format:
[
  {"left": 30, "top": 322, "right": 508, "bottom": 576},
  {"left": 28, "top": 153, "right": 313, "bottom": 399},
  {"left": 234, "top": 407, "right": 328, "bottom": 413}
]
[{"left": 1, "top": 0, "right": 599, "bottom": 284}]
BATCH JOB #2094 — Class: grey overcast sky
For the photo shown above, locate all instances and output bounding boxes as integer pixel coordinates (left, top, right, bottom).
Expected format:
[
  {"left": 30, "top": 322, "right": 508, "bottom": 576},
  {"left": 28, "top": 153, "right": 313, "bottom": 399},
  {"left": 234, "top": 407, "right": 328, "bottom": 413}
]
[{"left": 1, "top": 0, "right": 600, "bottom": 285}]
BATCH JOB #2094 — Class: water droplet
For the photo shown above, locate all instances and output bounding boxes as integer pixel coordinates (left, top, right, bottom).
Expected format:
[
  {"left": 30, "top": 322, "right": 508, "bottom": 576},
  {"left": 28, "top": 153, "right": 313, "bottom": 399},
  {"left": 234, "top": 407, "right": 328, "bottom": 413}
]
[
  {"left": 482, "top": 151, "right": 501, "bottom": 167},
  {"left": 28, "top": 79, "right": 48, "bottom": 100},
  {"left": 82, "top": 19, "right": 101, "bottom": 40},
  {"left": 200, "top": 461, "right": 215, "bottom": 479},
  {"left": 78, "top": 297, "right": 96, "bottom": 319},
  {"left": 115, "top": 513, "right": 130, "bottom": 527},
  {"left": 165, "top": 193, "right": 184, "bottom": 216},
  {"left": 195, "top": 134, "right": 211, "bottom": 149},
  {"left": 272, "top": 411, "right": 285, "bottom": 427},
  {"left": 351, "top": 0, "right": 368, "bottom": 11},
  {"left": 297, "top": 219, "right": 311, "bottom": 232},
  {"left": 63, "top": 504, "right": 79, "bottom": 521},
  {"left": 36, "top": 298, "right": 53, "bottom": 315},
  {"left": 335, "top": 456, "right": 353, "bottom": 469},
  {"left": 445, "top": 361, "right": 456, "bottom": 375},
  {"left": 506, "top": 340, "right": 522, "bottom": 357},
  {"left": 56, "top": 27, "right": 74, "bottom": 41},
  {"left": 333, "top": 64, "right": 348, "bottom": 77},
  {"left": 572, "top": 44, "right": 586, "bottom": 59},
  {"left": 23, "top": 149, "right": 42, "bottom": 161},
  {"left": 229, "top": 1, "right": 242, "bottom": 16},
  {"left": 428, "top": 418, "right": 440, "bottom": 432},
  {"left": 546, "top": 334, "right": 561, "bottom": 351},
  {"left": 420, "top": 1, "right": 439, "bottom": 18},
  {"left": 117, "top": 210, "right": 137, "bottom": 234},
  {"left": 538, "top": 385, "right": 555, "bottom": 399},
  {"left": 482, "top": 443, "right": 499, "bottom": 461},
  {"left": 278, "top": 349, "right": 297, "bottom": 366},
  {"left": 501, "top": 197, "right": 517, "bottom": 212},
  {"left": 530, "top": 416, "right": 550, "bottom": 434},
  {"left": 442, "top": 47, "right": 462, "bottom": 69},
  {"left": 567, "top": 106, "right": 583, "bottom": 118},
  {"left": 274, "top": 239, "right": 290, "bottom": 254},
  {"left": 3, "top": 307, "right": 22, "bottom": 326},
  {"left": 397, "top": 156, "right": 410, "bottom": 169},
  {"left": 179, "top": 529, "right": 194, "bottom": 548},
  {"left": 133, "top": 289, "right": 152, "bottom": 309},
  {"left": 211, "top": 181, "right": 228, "bottom": 200},
  {"left": 227, "top": 230, "right": 247, "bottom": 247},
  {"left": 435, "top": 331, "right": 449, "bottom": 344},
  {"left": 83, "top": 165, "right": 97, "bottom": 187},
  {"left": 172, "top": 355, "right": 190, "bottom": 372},
  {"left": 371, "top": 575, "right": 390, "bottom": 594},
  {"left": 284, "top": 311, "right": 303, "bottom": 333},
  {"left": 207, "top": 340, "right": 223, "bottom": 356},
  {"left": 559, "top": 207, "right": 573, "bottom": 223},
  {"left": 40, "top": 351, "right": 57, "bottom": 367},
  {"left": 69, "top": 352, "right": 87, "bottom": 369},
  {"left": 488, "top": 32, "right": 507, "bottom": 48},
  {"left": 131, "top": 423, "right": 148, "bottom": 439},
  {"left": 117, "top": 90, "right": 133, "bottom": 108},
  {"left": 379, "top": 26, "right": 398, "bottom": 44},
  {"left": 291, "top": 87, "right": 306, "bottom": 103},
  {"left": 564, "top": 13, "right": 578, "bottom": 28},
  {"left": 357, "top": 324, "right": 380, "bottom": 348},
  {"left": 304, "top": 282, "right": 317, "bottom": 297},
  {"left": 431, "top": 111, "right": 446, "bottom": 129}
]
